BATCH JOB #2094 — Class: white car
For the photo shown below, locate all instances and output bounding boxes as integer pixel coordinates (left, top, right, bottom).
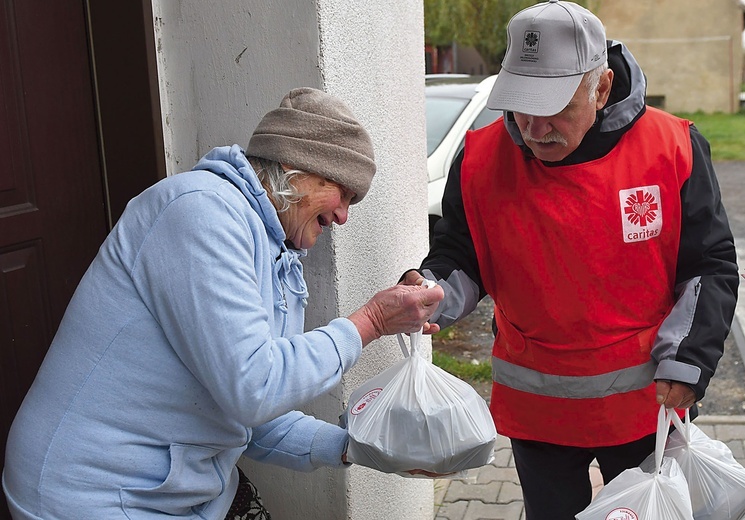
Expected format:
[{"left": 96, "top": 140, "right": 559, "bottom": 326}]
[{"left": 425, "top": 74, "right": 500, "bottom": 240}]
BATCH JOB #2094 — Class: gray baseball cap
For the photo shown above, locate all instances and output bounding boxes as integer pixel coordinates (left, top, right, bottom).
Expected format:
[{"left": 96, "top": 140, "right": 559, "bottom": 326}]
[{"left": 487, "top": 0, "right": 607, "bottom": 116}]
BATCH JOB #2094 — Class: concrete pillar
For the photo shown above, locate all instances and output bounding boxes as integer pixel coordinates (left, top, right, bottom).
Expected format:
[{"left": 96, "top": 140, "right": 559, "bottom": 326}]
[{"left": 151, "top": 0, "right": 432, "bottom": 518}]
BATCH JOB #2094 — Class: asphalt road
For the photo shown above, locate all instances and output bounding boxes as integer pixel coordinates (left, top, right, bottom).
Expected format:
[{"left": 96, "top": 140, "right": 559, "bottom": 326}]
[{"left": 717, "top": 162, "right": 745, "bottom": 240}]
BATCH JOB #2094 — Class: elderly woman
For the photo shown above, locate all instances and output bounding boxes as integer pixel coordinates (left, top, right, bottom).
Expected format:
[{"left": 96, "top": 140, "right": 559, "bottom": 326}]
[{"left": 3, "top": 88, "right": 443, "bottom": 520}]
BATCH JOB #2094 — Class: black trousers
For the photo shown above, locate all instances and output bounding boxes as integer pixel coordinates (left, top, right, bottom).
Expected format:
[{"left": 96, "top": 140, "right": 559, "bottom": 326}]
[{"left": 510, "top": 433, "right": 657, "bottom": 520}]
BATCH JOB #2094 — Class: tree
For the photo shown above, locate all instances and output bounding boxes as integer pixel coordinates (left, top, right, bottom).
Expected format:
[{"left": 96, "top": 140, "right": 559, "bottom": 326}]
[{"left": 424, "top": 0, "right": 590, "bottom": 74}]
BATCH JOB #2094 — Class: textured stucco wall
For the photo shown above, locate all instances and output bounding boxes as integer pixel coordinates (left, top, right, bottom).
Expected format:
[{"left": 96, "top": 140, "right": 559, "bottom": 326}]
[
  {"left": 150, "top": 0, "right": 432, "bottom": 518},
  {"left": 315, "top": 0, "right": 433, "bottom": 518},
  {"left": 152, "top": 1, "right": 324, "bottom": 173},
  {"left": 596, "top": 0, "right": 743, "bottom": 113}
]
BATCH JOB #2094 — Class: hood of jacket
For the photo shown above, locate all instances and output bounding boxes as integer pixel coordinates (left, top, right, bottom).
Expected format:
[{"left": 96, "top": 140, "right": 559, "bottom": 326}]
[
  {"left": 192, "top": 144, "right": 309, "bottom": 307},
  {"left": 193, "top": 144, "right": 287, "bottom": 245}
]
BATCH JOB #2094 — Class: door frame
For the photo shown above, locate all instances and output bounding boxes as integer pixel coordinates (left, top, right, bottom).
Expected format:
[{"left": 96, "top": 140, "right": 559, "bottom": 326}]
[{"left": 88, "top": 0, "right": 166, "bottom": 226}]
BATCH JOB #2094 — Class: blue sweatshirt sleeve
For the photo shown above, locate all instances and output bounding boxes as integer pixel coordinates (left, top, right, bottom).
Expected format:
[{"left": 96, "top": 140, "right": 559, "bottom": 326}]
[
  {"left": 243, "top": 411, "right": 349, "bottom": 471},
  {"left": 129, "top": 186, "right": 362, "bottom": 427}
]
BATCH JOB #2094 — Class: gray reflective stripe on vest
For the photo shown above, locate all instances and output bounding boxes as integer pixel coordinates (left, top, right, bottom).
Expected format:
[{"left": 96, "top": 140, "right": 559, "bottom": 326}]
[{"left": 492, "top": 357, "right": 656, "bottom": 399}]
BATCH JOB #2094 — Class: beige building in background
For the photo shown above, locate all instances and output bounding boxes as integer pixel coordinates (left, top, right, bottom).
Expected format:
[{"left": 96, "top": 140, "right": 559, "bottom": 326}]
[{"left": 595, "top": 0, "right": 744, "bottom": 114}]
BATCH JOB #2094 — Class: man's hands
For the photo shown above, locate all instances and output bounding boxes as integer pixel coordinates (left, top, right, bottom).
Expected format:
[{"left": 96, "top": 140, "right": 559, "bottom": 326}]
[
  {"left": 400, "top": 269, "right": 427, "bottom": 287},
  {"left": 655, "top": 379, "right": 696, "bottom": 409},
  {"left": 347, "top": 283, "right": 444, "bottom": 346}
]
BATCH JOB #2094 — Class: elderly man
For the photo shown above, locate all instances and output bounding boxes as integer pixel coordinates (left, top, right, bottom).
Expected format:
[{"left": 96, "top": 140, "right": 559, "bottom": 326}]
[{"left": 403, "top": 1, "right": 738, "bottom": 518}]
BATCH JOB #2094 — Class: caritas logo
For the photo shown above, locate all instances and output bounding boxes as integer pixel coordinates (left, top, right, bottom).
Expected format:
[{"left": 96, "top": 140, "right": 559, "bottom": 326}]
[
  {"left": 605, "top": 507, "right": 638, "bottom": 520},
  {"left": 618, "top": 185, "right": 662, "bottom": 244},
  {"left": 350, "top": 388, "right": 383, "bottom": 415}
]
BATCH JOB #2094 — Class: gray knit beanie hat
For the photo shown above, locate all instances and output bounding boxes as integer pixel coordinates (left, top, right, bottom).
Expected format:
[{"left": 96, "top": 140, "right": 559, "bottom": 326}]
[{"left": 248, "top": 87, "right": 376, "bottom": 203}]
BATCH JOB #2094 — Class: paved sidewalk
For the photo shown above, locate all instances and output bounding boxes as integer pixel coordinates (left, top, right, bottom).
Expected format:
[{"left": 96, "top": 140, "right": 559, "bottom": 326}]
[{"left": 433, "top": 415, "right": 745, "bottom": 520}]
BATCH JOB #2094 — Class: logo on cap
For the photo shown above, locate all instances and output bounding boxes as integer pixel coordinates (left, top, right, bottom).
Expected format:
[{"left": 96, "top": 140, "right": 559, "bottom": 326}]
[
  {"left": 619, "top": 185, "right": 662, "bottom": 243},
  {"left": 522, "top": 31, "right": 540, "bottom": 53}
]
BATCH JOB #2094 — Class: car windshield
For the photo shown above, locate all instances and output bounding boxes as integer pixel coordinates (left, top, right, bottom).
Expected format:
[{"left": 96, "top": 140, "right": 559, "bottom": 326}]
[
  {"left": 425, "top": 97, "right": 469, "bottom": 157},
  {"left": 472, "top": 107, "right": 502, "bottom": 131}
]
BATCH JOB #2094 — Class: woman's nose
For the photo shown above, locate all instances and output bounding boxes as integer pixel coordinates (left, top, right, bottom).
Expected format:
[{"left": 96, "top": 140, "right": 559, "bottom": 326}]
[{"left": 334, "top": 203, "right": 349, "bottom": 225}]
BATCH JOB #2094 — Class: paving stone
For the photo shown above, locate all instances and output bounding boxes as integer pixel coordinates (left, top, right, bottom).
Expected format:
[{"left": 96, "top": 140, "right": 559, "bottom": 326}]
[
  {"left": 495, "top": 436, "right": 512, "bottom": 449},
  {"left": 475, "top": 464, "right": 520, "bottom": 485},
  {"left": 463, "top": 500, "right": 524, "bottom": 520},
  {"left": 435, "top": 500, "right": 468, "bottom": 520},
  {"left": 497, "top": 481, "right": 523, "bottom": 504},
  {"left": 434, "top": 479, "right": 451, "bottom": 510},
  {"left": 714, "top": 424, "right": 745, "bottom": 442},
  {"left": 445, "top": 480, "right": 500, "bottom": 502},
  {"left": 467, "top": 464, "right": 491, "bottom": 483},
  {"left": 491, "top": 448, "right": 512, "bottom": 467}
]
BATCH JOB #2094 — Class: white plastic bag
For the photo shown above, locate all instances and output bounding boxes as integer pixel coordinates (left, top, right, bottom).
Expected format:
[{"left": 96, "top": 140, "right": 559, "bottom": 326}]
[
  {"left": 663, "top": 410, "right": 745, "bottom": 519},
  {"left": 576, "top": 405, "right": 694, "bottom": 520},
  {"left": 341, "top": 322, "right": 497, "bottom": 476}
]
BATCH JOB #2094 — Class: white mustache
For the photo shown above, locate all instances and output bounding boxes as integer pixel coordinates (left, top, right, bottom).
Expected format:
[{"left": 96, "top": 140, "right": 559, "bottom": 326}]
[{"left": 522, "top": 131, "right": 568, "bottom": 147}]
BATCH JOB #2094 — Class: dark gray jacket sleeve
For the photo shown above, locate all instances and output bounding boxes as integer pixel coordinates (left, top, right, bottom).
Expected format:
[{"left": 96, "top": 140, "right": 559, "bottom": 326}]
[
  {"left": 651, "top": 125, "right": 739, "bottom": 400},
  {"left": 416, "top": 150, "right": 486, "bottom": 329}
]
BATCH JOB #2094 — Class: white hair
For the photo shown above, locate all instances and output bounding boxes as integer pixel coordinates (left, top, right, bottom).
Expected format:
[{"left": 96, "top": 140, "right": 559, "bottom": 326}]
[
  {"left": 584, "top": 62, "right": 609, "bottom": 102},
  {"left": 247, "top": 156, "right": 307, "bottom": 213}
]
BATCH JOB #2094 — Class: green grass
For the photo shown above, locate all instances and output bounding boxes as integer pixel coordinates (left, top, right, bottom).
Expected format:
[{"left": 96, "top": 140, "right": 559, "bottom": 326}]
[
  {"left": 432, "top": 326, "right": 457, "bottom": 341},
  {"left": 674, "top": 111, "right": 745, "bottom": 162},
  {"left": 432, "top": 320, "right": 491, "bottom": 381},
  {"left": 431, "top": 346, "right": 492, "bottom": 382}
]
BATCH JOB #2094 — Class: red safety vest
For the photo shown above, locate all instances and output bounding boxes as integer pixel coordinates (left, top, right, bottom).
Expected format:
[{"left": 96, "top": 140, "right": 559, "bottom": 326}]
[{"left": 461, "top": 108, "right": 692, "bottom": 446}]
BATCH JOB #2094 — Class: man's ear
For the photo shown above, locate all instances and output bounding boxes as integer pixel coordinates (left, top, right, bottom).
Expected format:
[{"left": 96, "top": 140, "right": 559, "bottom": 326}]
[{"left": 596, "top": 69, "right": 614, "bottom": 110}]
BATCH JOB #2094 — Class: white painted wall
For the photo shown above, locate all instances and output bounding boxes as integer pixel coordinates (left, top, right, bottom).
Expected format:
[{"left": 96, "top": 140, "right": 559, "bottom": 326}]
[
  {"left": 152, "top": 0, "right": 325, "bottom": 171},
  {"left": 150, "top": 0, "right": 432, "bottom": 518},
  {"left": 315, "top": 1, "right": 433, "bottom": 518}
]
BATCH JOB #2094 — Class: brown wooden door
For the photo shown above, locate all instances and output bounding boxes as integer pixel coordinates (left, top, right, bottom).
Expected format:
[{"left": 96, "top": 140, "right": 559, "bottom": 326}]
[
  {"left": 0, "top": 1, "right": 108, "bottom": 516},
  {"left": 1, "top": 0, "right": 164, "bottom": 513}
]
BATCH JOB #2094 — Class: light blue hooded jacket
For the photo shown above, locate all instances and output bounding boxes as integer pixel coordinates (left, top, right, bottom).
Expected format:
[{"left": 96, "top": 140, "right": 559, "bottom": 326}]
[{"left": 3, "top": 145, "right": 362, "bottom": 519}]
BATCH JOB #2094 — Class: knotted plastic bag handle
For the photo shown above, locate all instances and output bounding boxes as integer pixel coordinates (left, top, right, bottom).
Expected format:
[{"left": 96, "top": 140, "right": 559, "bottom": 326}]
[{"left": 396, "top": 279, "right": 436, "bottom": 358}]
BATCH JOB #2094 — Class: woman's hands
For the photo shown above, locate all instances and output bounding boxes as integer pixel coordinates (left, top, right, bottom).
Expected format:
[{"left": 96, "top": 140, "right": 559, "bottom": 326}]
[
  {"left": 347, "top": 282, "right": 444, "bottom": 346},
  {"left": 343, "top": 451, "right": 452, "bottom": 478}
]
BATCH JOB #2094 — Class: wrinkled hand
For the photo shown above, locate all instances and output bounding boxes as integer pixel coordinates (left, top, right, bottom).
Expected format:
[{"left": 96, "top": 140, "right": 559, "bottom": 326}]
[
  {"left": 348, "top": 283, "right": 444, "bottom": 346},
  {"left": 655, "top": 380, "right": 696, "bottom": 409},
  {"left": 400, "top": 269, "right": 426, "bottom": 287}
]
